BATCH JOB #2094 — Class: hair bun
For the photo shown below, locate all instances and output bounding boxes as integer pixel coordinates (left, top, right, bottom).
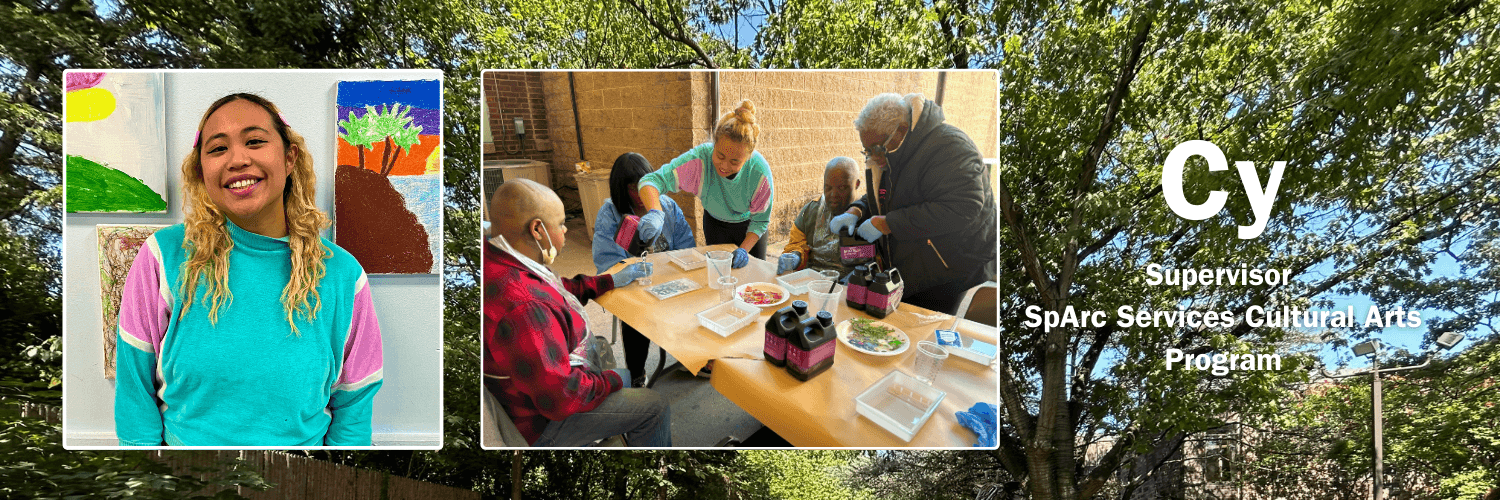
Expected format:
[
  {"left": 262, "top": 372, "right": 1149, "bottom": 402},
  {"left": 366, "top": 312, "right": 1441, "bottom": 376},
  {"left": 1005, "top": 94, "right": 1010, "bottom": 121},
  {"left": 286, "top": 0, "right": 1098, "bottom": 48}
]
[{"left": 734, "top": 100, "right": 756, "bottom": 124}]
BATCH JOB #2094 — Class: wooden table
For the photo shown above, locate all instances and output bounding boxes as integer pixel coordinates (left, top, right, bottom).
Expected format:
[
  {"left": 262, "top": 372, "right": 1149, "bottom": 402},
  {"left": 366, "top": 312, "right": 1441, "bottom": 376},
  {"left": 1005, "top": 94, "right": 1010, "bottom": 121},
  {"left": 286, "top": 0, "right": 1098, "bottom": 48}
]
[{"left": 598, "top": 244, "right": 999, "bottom": 448}]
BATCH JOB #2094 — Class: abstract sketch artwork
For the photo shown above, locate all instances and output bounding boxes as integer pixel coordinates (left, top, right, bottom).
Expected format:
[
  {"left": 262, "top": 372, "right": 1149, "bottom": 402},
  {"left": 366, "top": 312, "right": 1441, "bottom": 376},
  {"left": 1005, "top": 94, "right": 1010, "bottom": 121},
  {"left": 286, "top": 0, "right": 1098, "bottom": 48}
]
[
  {"left": 334, "top": 79, "right": 442, "bottom": 274},
  {"left": 98, "top": 224, "right": 167, "bottom": 379},
  {"left": 65, "top": 72, "right": 169, "bottom": 213}
]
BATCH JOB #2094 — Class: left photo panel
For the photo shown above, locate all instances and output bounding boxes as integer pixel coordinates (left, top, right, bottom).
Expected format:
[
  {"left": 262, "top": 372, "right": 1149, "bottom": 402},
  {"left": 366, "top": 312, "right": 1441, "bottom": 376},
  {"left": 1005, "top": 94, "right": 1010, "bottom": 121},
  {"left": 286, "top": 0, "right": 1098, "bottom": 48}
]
[{"left": 61, "top": 70, "right": 444, "bottom": 449}]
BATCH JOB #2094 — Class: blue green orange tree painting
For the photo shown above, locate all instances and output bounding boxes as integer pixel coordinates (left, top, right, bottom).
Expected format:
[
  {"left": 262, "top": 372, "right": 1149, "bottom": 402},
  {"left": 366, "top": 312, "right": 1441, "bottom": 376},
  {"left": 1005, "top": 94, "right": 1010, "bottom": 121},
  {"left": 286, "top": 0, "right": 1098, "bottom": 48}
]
[
  {"left": 338, "top": 103, "right": 424, "bottom": 176},
  {"left": 63, "top": 72, "right": 168, "bottom": 213},
  {"left": 334, "top": 79, "right": 442, "bottom": 274}
]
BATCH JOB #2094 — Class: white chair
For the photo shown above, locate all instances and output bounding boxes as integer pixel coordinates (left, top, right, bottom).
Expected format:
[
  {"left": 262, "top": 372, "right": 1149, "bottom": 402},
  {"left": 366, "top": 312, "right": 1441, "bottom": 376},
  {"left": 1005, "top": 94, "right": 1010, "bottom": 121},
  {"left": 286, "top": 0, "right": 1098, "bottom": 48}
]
[
  {"left": 952, "top": 281, "right": 998, "bottom": 328},
  {"left": 482, "top": 386, "right": 530, "bottom": 448}
]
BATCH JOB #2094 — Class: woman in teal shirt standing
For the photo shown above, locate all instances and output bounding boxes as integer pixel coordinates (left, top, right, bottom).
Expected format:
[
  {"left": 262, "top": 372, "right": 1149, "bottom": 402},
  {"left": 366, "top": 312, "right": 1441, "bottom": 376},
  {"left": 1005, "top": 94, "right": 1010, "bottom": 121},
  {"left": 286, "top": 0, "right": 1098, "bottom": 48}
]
[
  {"left": 114, "top": 94, "right": 383, "bottom": 446},
  {"left": 637, "top": 100, "right": 773, "bottom": 268}
]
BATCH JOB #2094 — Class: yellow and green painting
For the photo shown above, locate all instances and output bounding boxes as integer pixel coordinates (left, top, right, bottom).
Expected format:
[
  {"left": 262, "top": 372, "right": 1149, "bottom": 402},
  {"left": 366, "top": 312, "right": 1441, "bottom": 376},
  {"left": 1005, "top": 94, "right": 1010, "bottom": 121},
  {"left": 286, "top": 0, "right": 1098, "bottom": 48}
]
[{"left": 65, "top": 71, "right": 168, "bottom": 213}]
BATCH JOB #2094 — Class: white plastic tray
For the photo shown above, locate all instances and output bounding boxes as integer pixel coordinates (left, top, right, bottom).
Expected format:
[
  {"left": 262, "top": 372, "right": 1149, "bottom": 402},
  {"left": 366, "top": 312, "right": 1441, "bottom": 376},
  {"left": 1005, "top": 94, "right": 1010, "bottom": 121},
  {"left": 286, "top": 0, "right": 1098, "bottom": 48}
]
[
  {"left": 776, "top": 268, "right": 824, "bottom": 295},
  {"left": 668, "top": 248, "right": 707, "bottom": 271},
  {"left": 645, "top": 278, "right": 702, "bottom": 301},
  {"left": 855, "top": 370, "right": 946, "bottom": 442},
  {"left": 695, "top": 300, "right": 760, "bottom": 337}
]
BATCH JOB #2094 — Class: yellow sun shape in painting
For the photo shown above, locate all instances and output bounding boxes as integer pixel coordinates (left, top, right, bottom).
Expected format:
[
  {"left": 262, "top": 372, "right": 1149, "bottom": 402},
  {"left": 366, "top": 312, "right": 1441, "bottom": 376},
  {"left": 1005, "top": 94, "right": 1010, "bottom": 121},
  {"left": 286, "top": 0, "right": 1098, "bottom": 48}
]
[
  {"left": 66, "top": 87, "right": 117, "bottom": 122},
  {"left": 424, "top": 145, "right": 442, "bottom": 175}
]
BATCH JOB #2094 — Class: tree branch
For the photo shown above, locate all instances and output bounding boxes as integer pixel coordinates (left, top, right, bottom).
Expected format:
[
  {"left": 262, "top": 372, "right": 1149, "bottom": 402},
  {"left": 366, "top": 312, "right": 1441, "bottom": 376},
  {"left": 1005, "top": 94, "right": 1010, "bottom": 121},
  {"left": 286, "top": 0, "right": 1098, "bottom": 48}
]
[{"left": 623, "top": 0, "right": 719, "bottom": 68}]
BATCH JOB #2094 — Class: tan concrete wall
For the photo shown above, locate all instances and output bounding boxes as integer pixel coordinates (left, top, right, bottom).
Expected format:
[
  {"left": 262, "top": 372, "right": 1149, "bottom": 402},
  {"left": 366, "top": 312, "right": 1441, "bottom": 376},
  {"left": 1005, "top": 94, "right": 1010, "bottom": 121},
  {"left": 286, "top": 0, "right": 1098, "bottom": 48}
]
[
  {"left": 539, "top": 72, "right": 707, "bottom": 243},
  {"left": 535, "top": 70, "right": 999, "bottom": 248},
  {"left": 718, "top": 71, "right": 996, "bottom": 244},
  {"left": 940, "top": 71, "right": 999, "bottom": 159}
]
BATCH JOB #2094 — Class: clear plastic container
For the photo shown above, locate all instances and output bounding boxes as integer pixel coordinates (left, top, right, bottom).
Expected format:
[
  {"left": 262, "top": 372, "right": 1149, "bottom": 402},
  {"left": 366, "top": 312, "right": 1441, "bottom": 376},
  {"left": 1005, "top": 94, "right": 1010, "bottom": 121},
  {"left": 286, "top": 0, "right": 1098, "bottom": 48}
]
[
  {"left": 776, "top": 268, "right": 823, "bottom": 295},
  {"left": 855, "top": 370, "right": 947, "bottom": 442},
  {"left": 950, "top": 338, "right": 997, "bottom": 365},
  {"left": 645, "top": 278, "right": 702, "bottom": 300},
  {"left": 695, "top": 300, "right": 759, "bottom": 337},
  {"left": 669, "top": 248, "right": 707, "bottom": 271}
]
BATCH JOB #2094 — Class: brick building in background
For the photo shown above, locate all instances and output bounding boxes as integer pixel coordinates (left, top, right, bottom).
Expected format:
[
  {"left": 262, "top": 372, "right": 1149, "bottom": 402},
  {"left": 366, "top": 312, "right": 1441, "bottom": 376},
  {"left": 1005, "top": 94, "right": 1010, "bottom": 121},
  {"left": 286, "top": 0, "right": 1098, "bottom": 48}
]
[{"left": 482, "top": 70, "right": 998, "bottom": 246}]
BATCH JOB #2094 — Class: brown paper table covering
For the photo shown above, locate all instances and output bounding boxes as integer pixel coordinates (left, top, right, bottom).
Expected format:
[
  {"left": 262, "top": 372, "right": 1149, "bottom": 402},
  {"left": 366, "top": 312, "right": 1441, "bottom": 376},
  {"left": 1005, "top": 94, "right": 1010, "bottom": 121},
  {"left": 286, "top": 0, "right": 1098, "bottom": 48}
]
[
  {"left": 599, "top": 244, "right": 999, "bottom": 447},
  {"left": 598, "top": 244, "right": 779, "bottom": 374},
  {"left": 711, "top": 317, "right": 997, "bottom": 448}
]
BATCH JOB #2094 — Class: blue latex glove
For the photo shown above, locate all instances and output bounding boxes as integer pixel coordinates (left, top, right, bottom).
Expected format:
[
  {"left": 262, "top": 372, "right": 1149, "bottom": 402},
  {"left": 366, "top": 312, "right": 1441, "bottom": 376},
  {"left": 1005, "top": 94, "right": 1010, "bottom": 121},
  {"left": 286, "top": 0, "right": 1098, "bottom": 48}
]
[
  {"left": 829, "top": 212, "right": 859, "bottom": 235},
  {"left": 857, "top": 218, "right": 884, "bottom": 242},
  {"left": 955, "top": 402, "right": 998, "bottom": 447},
  {"left": 776, "top": 253, "right": 801, "bottom": 274},
  {"left": 731, "top": 248, "right": 750, "bottom": 269},
  {"left": 610, "top": 368, "right": 632, "bottom": 388},
  {"left": 611, "top": 262, "right": 650, "bottom": 287},
  {"left": 638, "top": 209, "right": 665, "bottom": 242}
]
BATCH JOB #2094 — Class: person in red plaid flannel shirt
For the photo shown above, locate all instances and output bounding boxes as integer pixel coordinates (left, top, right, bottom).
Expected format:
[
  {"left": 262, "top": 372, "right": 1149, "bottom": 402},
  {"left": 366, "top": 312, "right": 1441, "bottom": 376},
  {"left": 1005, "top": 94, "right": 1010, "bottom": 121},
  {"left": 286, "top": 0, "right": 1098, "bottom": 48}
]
[{"left": 482, "top": 179, "right": 670, "bottom": 447}]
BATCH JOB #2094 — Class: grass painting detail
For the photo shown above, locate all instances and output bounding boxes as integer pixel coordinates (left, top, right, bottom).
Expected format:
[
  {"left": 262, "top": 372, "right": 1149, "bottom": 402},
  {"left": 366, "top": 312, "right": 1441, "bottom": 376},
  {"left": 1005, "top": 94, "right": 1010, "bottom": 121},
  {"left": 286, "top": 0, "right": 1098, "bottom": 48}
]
[
  {"left": 63, "top": 71, "right": 169, "bottom": 213},
  {"left": 67, "top": 155, "right": 168, "bottom": 213}
]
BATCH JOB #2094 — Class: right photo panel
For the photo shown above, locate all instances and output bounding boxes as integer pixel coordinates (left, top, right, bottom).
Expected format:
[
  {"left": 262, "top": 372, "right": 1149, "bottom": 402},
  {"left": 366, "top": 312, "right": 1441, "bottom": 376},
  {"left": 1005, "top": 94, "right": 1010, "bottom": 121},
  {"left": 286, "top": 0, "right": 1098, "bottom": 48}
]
[
  {"left": 998, "top": 2, "right": 1498, "bottom": 499},
  {"left": 479, "top": 70, "right": 999, "bottom": 449}
]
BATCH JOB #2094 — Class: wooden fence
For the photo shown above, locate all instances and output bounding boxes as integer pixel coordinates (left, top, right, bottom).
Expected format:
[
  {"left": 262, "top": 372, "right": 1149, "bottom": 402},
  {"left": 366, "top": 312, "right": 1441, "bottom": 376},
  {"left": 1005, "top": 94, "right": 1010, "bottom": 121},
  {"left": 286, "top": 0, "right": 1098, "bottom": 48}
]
[{"left": 14, "top": 401, "right": 477, "bottom": 500}]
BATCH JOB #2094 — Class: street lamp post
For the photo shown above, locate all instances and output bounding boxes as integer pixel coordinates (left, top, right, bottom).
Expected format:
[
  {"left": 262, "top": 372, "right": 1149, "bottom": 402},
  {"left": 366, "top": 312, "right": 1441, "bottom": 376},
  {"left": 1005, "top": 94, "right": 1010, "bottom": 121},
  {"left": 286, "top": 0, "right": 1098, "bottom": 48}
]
[{"left": 1320, "top": 333, "right": 1464, "bottom": 500}]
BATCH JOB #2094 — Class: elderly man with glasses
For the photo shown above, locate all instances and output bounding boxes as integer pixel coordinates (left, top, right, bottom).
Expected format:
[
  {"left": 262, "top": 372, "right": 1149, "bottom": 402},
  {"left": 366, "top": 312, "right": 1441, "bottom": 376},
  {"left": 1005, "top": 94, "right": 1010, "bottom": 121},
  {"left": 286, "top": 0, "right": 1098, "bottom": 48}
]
[{"left": 828, "top": 93, "right": 997, "bottom": 315}]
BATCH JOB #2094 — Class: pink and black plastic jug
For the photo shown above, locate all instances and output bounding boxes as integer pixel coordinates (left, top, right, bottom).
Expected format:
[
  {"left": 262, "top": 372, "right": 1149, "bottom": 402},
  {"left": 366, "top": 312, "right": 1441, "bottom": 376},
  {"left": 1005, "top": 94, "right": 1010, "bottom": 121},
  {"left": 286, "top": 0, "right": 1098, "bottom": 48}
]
[
  {"left": 864, "top": 268, "right": 904, "bottom": 320},
  {"left": 786, "top": 311, "right": 836, "bottom": 381},
  {"left": 839, "top": 226, "right": 876, "bottom": 268},
  {"left": 762, "top": 306, "right": 800, "bottom": 368},
  {"left": 846, "top": 264, "right": 872, "bottom": 309}
]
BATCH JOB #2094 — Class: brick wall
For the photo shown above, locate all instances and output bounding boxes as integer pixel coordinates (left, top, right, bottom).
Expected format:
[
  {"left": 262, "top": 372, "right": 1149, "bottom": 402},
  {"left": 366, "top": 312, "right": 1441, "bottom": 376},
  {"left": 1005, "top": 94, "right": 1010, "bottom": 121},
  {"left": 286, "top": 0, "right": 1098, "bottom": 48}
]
[
  {"left": 534, "top": 70, "right": 999, "bottom": 248},
  {"left": 482, "top": 71, "right": 553, "bottom": 168}
]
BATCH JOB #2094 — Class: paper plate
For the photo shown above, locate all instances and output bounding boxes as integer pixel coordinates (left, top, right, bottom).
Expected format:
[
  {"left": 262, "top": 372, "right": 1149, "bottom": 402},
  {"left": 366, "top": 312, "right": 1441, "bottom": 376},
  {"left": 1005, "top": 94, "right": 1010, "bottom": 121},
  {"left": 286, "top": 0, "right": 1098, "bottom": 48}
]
[
  {"left": 836, "top": 319, "right": 911, "bottom": 356},
  {"left": 735, "top": 282, "right": 789, "bottom": 308}
]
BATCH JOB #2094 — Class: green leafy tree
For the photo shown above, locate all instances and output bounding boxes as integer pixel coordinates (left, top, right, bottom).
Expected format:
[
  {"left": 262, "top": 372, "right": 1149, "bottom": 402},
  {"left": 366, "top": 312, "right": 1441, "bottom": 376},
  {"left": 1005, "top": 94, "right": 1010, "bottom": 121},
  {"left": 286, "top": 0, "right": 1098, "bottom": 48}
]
[
  {"left": 739, "top": 450, "right": 875, "bottom": 500},
  {"left": 998, "top": 0, "right": 1499, "bottom": 498},
  {"left": 1239, "top": 337, "right": 1499, "bottom": 499},
  {"left": 849, "top": 450, "right": 1016, "bottom": 500},
  {"left": 751, "top": 0, "right": 1000, "bottom": 68},
  {"left": 0, "top": 405, "right": 271, "bottom": 499}
]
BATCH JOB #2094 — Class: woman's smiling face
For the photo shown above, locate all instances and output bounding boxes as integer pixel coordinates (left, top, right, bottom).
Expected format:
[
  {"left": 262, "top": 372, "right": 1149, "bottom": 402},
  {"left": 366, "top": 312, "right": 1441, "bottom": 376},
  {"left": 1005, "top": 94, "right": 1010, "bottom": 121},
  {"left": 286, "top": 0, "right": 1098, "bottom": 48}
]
[
  {"left": 198, "top": 99, "right": 293, "bottom": 235},
  {"left": 711, "top": 138, "right": 752, "bottom": 178}
]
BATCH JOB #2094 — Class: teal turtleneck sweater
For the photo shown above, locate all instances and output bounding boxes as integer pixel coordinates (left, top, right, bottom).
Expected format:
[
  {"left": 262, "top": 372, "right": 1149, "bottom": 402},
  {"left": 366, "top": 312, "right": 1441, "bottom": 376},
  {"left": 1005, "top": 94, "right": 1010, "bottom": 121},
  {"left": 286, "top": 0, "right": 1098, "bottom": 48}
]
[{"left": 114, "top": 220, "right": 383, "bottom": 446}]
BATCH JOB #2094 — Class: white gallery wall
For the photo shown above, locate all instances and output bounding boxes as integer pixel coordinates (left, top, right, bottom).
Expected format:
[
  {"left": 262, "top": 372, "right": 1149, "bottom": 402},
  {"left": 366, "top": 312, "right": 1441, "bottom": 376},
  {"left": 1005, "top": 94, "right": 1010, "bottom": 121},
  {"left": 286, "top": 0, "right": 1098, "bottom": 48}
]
[{"left": 62, "top": 70, "right": 444, "bottom": 448}]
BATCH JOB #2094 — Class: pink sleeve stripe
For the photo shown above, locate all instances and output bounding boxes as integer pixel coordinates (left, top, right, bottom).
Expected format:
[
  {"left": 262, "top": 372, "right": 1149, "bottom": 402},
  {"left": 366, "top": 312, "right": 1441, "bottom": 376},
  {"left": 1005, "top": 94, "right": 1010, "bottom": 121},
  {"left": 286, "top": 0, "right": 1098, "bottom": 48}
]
[
  {"left": 337, "top": 274, "right": 383, "bottom": 389},
  {"left": 749, "top": 176, "right": 772, "bottom": 213},
  {"left": 676, "top": 159, "right": 703, "bottom": 197},
  {"left": 118, "top": 235, "right": 171, "bottom": 353}
]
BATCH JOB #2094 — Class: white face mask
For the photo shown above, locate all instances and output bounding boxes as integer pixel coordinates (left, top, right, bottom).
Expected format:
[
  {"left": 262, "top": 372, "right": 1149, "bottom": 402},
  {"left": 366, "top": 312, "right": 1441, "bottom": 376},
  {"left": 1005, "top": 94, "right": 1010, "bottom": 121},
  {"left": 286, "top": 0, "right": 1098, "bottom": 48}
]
[{"left": 533, "top": 219, "right": 558, "bottom": 266}]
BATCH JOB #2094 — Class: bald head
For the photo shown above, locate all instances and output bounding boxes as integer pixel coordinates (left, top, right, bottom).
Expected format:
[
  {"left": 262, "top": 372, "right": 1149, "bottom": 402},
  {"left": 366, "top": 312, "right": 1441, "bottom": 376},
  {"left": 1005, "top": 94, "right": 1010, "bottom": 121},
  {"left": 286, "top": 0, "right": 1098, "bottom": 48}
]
[
  {"left": 823, "top": 156, "right": 861, "bottom": 211},
  {"left": 490, "top": 179, "right": 566, "bottom": 248},
  {"left": 825, "top": 156, "right": 859, "bottom": 179}
]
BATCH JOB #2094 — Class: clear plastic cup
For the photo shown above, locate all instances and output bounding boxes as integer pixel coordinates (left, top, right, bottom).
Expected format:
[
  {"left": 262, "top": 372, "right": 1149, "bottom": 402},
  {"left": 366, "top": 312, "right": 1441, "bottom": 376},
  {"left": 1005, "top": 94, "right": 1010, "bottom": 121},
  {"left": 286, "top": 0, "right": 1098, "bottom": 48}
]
[
  {"left": 717, "top": 276, "right": 738, "bottom": 303},
  {"left": 819, "top": 269, "right": 841, "bottom": 282},
  {"left": 637, "top": 261, "right": 654, "bottom": 286},
  {"left": 706, "top": 251, "right": 733, "bottom": 288},
  {"left": 807, "top": 279, "right": 842, "bottom": 317},
  {"left": 912, "top": 340, "right": 949, "bottom": 385}
]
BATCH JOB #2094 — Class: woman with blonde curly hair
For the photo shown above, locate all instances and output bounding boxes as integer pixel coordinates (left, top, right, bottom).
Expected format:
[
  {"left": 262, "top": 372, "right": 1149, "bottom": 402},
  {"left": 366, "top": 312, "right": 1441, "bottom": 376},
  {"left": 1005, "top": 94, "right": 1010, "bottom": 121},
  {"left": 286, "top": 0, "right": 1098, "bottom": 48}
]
[
  {"left": 114, "top": 93, "right": 384, "bottom": 446},
  {"left": 636, "top": 99, "right": 774, "bottom": 269}
]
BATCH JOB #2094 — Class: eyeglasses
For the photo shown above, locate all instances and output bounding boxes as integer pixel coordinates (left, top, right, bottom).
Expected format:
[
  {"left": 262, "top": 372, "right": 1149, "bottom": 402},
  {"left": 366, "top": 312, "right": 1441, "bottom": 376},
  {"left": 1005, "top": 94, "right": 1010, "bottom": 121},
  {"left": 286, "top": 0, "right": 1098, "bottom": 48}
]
[{"left": 861, "top": 143, "right": 888, "bottom": 161}]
